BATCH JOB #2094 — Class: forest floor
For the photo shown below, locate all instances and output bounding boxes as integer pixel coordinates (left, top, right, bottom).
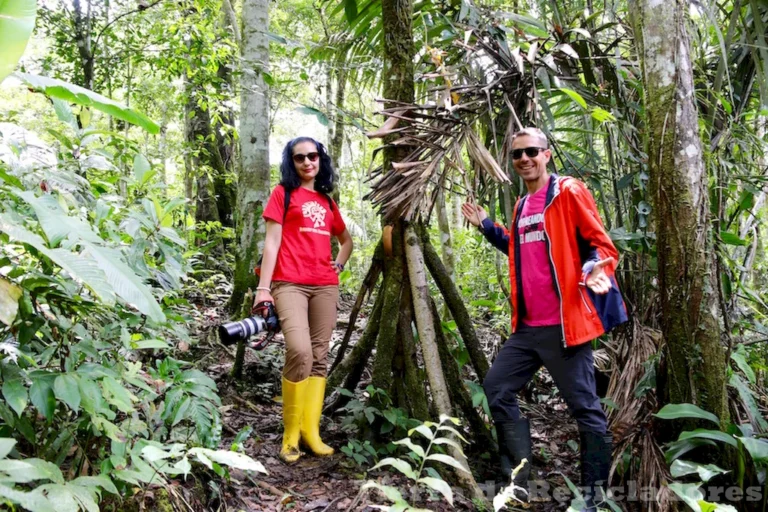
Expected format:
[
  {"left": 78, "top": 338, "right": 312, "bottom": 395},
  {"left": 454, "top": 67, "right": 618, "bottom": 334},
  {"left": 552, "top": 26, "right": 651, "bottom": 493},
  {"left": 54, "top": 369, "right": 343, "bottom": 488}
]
[{"left": 177, "top": 291, "right": 587, "bottom": 512}]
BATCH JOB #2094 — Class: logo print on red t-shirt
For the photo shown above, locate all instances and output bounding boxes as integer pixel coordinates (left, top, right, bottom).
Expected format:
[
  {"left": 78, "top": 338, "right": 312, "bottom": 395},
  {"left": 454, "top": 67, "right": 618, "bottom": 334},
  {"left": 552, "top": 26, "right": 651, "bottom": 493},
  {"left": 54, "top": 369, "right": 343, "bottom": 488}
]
[{"left": 302, "top": 201, "right": 327, "bottom": 228}]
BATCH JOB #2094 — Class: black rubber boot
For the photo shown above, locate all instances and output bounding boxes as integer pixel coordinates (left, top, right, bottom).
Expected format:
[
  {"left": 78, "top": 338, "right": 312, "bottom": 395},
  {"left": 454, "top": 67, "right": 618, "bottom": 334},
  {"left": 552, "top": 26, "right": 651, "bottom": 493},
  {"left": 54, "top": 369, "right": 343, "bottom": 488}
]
[
  {"left": 496, "top": 422, "right": 513, "bottom": 482},
  {"left": 497, "top": 418, "right": 532, "bottom": 503},
  {"left": 579, "top": 431, "right": 613, "bottom": 511}
]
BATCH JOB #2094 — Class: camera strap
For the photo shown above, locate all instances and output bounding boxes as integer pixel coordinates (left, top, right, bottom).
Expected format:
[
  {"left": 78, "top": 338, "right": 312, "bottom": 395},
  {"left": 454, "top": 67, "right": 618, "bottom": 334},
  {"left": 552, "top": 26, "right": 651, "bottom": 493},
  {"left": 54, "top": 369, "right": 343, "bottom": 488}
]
[{"left": 247, "top": 331, "right": 277, "bottom": 351}]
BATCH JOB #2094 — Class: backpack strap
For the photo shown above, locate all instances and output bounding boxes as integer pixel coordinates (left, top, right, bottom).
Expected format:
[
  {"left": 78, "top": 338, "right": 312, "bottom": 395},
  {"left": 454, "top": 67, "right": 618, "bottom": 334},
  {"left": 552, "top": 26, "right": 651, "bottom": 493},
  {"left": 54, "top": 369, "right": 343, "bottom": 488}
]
[{"left": 282, "top": 188, "right": 291, "bottom": 223}]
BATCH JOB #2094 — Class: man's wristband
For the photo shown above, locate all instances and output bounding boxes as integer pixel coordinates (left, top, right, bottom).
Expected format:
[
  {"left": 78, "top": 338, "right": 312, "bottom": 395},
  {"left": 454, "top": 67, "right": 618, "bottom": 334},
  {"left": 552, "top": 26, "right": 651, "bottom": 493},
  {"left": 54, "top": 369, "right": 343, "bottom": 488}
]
[{"left": 333, "top": 262, "right": 345, "bottom": 271}]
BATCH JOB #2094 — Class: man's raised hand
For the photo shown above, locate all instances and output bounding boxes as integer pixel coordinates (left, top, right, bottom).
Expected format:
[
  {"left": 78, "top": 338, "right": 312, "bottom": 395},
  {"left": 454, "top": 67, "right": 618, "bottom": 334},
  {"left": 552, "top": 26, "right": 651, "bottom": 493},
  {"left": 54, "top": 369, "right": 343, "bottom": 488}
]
[
  {"left": 461, "top": 202, "right": 488, "bottom": 227},
  {"left": 585, "top": 258, "right": 615, "bottom": 295}
]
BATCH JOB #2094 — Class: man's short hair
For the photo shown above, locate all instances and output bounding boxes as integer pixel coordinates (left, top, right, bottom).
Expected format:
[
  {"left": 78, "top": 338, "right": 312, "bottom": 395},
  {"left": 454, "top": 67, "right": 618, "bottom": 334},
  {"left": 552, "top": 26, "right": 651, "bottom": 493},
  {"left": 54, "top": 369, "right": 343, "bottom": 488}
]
[{"left": 511, "top": 127, "right": 549, "bottom": 148}]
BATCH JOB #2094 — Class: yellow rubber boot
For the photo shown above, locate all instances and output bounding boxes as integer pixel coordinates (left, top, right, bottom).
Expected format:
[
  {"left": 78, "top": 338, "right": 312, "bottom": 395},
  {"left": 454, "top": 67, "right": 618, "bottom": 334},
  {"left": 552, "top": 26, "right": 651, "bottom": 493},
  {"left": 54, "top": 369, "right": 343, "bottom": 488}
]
[
  {"left": 280, "top": 377, "right": 307, "bottom": 463},
  {"left": 300, "top": 376, "right": 334, "bottom": 456}
]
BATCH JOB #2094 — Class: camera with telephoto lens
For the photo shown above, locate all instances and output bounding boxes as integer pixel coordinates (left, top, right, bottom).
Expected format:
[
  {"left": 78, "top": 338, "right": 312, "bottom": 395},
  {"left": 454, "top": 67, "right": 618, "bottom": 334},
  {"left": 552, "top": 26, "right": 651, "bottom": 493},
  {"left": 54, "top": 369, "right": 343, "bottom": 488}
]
[{"left": 218, "top": 302, "right": 280, "bottom": 347}]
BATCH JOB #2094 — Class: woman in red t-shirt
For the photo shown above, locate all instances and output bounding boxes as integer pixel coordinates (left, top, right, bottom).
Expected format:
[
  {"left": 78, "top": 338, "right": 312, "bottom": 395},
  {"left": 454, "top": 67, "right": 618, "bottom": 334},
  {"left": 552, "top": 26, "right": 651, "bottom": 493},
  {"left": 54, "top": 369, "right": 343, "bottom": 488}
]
[{"left": 255, "top": 137, "right": 353, "bottom": 463}]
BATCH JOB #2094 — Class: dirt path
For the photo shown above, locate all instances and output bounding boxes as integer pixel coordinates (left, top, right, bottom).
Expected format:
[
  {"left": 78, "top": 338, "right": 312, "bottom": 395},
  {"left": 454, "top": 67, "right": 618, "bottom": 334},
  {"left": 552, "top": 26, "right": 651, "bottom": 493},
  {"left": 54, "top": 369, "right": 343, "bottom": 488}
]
[{"left": 193, "top": 299, "right": 584, "bottom": 511}]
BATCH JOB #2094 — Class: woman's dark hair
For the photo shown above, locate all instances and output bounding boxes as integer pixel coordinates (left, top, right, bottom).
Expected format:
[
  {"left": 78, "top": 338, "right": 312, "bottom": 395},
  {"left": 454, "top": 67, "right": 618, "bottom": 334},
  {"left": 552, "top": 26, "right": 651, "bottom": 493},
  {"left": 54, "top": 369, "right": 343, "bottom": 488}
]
[{"left": 279, "top": 137, "right": 335, "bottom": 194}]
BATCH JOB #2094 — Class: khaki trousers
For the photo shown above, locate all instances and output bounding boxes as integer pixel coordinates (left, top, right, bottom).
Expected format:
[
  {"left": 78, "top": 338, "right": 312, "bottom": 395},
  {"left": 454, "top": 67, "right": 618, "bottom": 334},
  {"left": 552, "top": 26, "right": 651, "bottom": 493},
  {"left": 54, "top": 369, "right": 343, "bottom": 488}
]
[{"left": 272, "top": 282, "right": 339, "bottom": 381}]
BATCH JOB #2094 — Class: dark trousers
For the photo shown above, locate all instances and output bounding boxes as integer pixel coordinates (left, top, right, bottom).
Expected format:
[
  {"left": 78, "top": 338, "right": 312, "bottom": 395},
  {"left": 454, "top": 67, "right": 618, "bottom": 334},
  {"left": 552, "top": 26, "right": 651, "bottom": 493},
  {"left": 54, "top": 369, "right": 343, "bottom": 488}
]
[{"left": 483, "top": 324, "right": 607, "bottom": 434}]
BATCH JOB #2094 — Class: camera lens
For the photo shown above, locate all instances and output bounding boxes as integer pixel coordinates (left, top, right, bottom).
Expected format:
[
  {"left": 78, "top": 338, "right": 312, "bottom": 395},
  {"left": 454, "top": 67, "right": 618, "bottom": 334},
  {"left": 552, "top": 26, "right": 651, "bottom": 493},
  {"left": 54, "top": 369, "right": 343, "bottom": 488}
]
[{"left": 218, "top": 316, "right": 267, "bottom": 345}]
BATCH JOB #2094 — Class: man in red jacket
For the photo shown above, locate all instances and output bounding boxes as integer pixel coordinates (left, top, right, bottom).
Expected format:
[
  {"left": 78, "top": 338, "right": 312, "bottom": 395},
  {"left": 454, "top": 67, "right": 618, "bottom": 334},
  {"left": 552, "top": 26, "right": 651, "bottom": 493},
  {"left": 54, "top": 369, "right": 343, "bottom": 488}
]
[{"left": 462, "top": 128, "right": 627, "bottom": 510}]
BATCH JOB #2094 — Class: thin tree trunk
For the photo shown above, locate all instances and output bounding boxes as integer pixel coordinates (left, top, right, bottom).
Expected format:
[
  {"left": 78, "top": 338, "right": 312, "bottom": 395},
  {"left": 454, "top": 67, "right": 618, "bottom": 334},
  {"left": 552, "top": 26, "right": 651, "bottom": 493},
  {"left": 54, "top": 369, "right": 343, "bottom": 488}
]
[
  {"left": 371, "top": 223, "right": 405, "bottom": 392},
  {"left": 422, "top": 230, "right": 489, "bottom": 382},
  {"left": 330, "top": 244, "right": 383, "bottom": 373},
  {"left": 72, "top": 0, "right": 94, "bottom": 90},
  {"left": 630, "top": 0, "right": 729, "bottom": 435},
  {"left": 399, "top": 285, "right": 430, "bottom": 420},
  {"left": 436, "top": 186, "right": 456, "bottom": 283},
  {"left": 326, "top": 290, "right": 384, "bottom": 404},
  {"left": 404, "top": 225, "right": 485, "bottom": 503},
  {"left": 230, "top": 0, "right": 270, "bottom": 318}
]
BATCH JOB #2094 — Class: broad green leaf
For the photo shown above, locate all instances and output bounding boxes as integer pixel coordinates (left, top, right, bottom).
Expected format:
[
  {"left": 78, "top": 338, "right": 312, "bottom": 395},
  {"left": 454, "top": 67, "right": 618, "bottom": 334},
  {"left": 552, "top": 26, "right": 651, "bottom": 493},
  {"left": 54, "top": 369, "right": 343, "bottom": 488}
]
[
  {"left": 417, "top": 476, "right": 453, "bottom": 505},
  {"left": 344, "top": 0, "right": 357, "bottom": 23},
  {"left": 172, "top": 456, "right": 192, "bottom": 477},
  {"left": 0, "top": 438, "right": 15, "bottom": 459},
  {"left": 53, "top": 374, "right": 80, "bottom": 412},
  {"left": 133, "top": 154, "right": 151, "bottom": 185},
  {"left": 16, "top": 73, "right": 160, "bottom": 134},
  {"left": 0, "top": 483, "right": 55, "bottom": 512},
  {"left": 15, "top": 191, "right": 102, "bottom": 246},
  {"left": 101, "top": 376, "right": 136, "bottom": 413},
  {"left": 0, "top": 459, "right": 51, "bottom": 482},
  {"left": 436, "top": 424, "right": 468, "bottom": 443},
  {"left": 131, "top": 339, "right": 170, "bottom": 350},
  {"left": 730, "top": 345, "right": 756, "bottom": 384},
  {"left": 668, "top": 482, "right": 704, "bottom": 512},
  {"left": 591, "top": 107, "right": 616, "bottom": 123},
  {"left": 699, "top": 502, "right": 738, "bottom": 512},
  {"left": 431, "top": 436, "right": 465, "bottom": 455},
  {"left": 84, "top": 244, "right": 165, "bottom": 322},
  {"left": 556, "top": 43, "right": 579, "bottom": 59},
  {"left": 0, "top": 0, "right": 37, "bottom": 83},
  {"left": 408, "top": 424, "right": 435, "bottom": 440},
  {"left": 654, "top": 403, "right": 720, "bottom": 426},
  {"left": 370, "top": 457, "right": 417, "bottom": 479},
  {"left": 425, "top": 453, "right": 470, "bottom": 473},
  {"left": 71, "top": 475, "right": 119, "bottom": 495},
  {"left": 678, "top": 429, "right": 737, "bottom": 448},
  {"left": 29, "top": 378, "right": 55, "bottom": 420},
  {"left": 0, "top": 215, "right": 116, "bottom": 305},
  {"left": 0, "top": 277, "right": 22, "bottom": 326},
  {"left": 91, "top": 417, "right": 126, "bottom": 443},
  {"left": 24, "top": 458, "right": 64, "bottom": 484},
  {"left": 729, "top": 374, "right": 768, "bottom": 431},
  {"left": 141, "top": 445, "right": 173, "bottom": 462},
  {"left": 559, "top": 88, "right": 587, "bottom": 109},
  {"left": 2, "top": 378, "right": 27, "bottom": 416},
  {"left": 737, "top": 437, "right": 768, "bottom": 464},
  {"left": 296, "top": 105, "right": 329, "bottom": 126},
  {"left": 361, "top": 481, "right": 405, "bottom": 503},
  {"left": 187, "top": 448, "right": 267, "bottom": 474},
  {"left": 670, "top": 459, "right": 728, "bottom": 482},
  {"left": 392, "top": 438, "right": 425, "bottom": 459},
  {"left": 719, "top": 231, "right": 747, "bottom": 246}
]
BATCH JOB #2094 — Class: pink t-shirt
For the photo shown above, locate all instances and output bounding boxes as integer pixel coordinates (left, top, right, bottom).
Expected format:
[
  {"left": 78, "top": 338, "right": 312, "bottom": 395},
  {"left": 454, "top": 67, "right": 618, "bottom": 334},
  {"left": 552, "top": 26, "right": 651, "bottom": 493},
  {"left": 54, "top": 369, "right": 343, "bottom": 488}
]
[{"left": 517, "top": 186, "right": 561, "bottom": 326}]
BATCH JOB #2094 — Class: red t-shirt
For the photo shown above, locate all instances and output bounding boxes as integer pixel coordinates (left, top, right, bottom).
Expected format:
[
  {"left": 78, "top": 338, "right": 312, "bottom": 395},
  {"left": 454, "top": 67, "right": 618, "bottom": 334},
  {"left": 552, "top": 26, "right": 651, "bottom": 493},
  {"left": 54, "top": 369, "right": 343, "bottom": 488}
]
[
  {"left": 263, "top": 185, "right": 346, "bottom": 286},
  {"left": 518, "top": 186, "right": 561, "bottom": 326}
]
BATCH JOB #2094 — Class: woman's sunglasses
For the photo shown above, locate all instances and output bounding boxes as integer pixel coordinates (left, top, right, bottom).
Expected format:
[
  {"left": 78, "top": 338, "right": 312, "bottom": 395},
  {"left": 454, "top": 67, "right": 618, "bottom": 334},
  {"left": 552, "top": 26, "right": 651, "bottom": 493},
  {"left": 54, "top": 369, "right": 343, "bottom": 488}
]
[
  {"left": 292, "top": 152, "right": 320, "bottom": 164},
  {"left": 511, "top": 147, "right": 548, "bottom": 160}
]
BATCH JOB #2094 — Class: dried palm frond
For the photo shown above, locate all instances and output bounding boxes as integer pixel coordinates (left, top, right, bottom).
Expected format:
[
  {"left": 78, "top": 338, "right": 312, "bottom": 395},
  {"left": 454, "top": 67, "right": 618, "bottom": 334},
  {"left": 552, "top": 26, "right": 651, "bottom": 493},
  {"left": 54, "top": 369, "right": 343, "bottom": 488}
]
[
  {"left": 605, "top": 321, "right": 673, "bottom": 512},
  {"left": 364, "top": 22, "right": 541, "bottom": 221}
]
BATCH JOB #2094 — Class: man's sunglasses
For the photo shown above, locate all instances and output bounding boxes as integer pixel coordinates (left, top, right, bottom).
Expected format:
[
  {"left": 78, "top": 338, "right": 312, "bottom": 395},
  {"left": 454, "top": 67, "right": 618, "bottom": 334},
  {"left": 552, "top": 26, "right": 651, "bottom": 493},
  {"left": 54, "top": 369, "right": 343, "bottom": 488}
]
[
  {"left": 511, "top": 147, "right": 548, "bottom": 160},
  {"left": 292, "top": 152, "right": 320, "bottom": 164}
]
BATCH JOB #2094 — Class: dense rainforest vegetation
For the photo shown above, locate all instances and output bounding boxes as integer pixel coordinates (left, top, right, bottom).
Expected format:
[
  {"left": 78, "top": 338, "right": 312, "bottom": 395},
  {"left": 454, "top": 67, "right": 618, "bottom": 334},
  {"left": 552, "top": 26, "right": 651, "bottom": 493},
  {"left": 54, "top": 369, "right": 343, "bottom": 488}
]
[{"left": 0, "top": 0, "right": 766, "bottom": 510}]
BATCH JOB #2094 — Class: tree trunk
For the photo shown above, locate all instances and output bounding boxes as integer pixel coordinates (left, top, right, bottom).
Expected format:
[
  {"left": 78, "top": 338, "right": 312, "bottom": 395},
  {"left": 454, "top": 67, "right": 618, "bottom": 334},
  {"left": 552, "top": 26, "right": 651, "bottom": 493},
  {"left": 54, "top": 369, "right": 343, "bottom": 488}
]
[
  {"left": 404, "top": 226, "right": 485, "bottom": 503},
  {"left": 422, "top": 230, "right": 489, "bottom": 382},
  {"left": 436, "top": 186, "right": 456, "bottom": 283},
  {"left": 72, "top": 0, "right": 94, "bottom": 90},
  {"left": 230, "top": 0, "right": 270, "bottom": 318},
  {"left": 630, "top": 0, "right": 729, "bottom": 434}
]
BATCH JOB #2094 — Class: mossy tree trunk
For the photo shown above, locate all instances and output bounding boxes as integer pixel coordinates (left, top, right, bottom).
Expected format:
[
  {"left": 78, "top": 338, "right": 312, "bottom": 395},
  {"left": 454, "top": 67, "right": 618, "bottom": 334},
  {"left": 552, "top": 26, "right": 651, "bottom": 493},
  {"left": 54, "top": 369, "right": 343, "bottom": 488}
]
[
  {"left": 230, "top": 0, "right": 270, "bottom": 379},
  {"left": 327, "top": 0, "right": 487, "bottom": 502},
  {"left": 630, "top": 0, "right": 729, "bottom": 436}
]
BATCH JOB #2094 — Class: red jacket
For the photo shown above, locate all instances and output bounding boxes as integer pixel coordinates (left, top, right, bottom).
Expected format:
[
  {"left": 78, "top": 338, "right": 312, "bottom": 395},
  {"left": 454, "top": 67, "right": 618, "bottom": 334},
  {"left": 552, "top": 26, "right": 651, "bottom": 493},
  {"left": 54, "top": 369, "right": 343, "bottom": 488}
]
[{"left": 480, "top": 174, "right": 627, "bottom": 347}]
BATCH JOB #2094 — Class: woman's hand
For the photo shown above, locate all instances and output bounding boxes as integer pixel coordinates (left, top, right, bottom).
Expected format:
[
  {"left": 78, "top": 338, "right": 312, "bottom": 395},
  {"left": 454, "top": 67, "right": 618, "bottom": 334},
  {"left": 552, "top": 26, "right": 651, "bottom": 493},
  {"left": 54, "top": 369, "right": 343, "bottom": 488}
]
[{"left": 253, "top": 289, "right": 274, "bottom": 317}]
